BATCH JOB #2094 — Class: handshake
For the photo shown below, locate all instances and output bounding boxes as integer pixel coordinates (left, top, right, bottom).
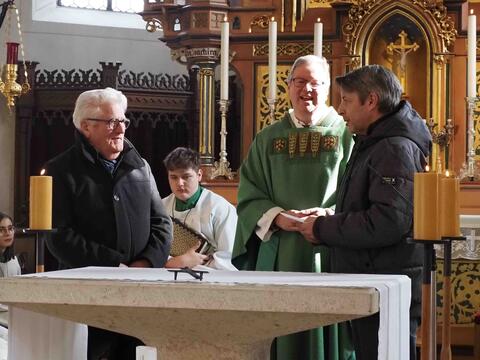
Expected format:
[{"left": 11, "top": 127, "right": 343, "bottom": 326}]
[{"left": 274, "top": 207, "right": 334, "bottom": 243}]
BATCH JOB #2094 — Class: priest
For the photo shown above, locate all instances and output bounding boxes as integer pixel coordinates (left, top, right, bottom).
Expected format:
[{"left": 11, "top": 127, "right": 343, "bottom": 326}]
[{"left": 232, "top": 55, "right": 355, "bottom": 359}]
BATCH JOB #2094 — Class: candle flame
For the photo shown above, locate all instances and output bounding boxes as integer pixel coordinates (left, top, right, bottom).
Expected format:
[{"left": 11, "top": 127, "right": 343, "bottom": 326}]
[
  {"left": 445, "top": 170, "right": 450, "bottom": 177},
  {"left": 223, "top": 16, "right": 227, "bottom": 22},
  {"left": 317, "top": 18, "right": 321, "bottom": 23},
  {"left": 471, "top": 9, "right": 474, "bottom": 15},
  {"left": 40, "top": 169, "right": 46, "bottom": 176},
  {"left": 425, "top": 165, "right": 430, "bottom": 172},
  {"left": 271, "top": 17, "right": 275, "bottom": 22}
]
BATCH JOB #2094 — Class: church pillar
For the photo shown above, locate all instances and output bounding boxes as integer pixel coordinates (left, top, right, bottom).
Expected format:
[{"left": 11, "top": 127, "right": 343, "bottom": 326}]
[{"left": 197, "top": 62, "right": 216, "bottom": 166}]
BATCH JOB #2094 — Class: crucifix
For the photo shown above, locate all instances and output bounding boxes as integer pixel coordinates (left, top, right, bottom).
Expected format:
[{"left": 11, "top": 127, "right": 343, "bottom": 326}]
[{"left": 386, "top": 30, "right": 420, "bottom": 94}]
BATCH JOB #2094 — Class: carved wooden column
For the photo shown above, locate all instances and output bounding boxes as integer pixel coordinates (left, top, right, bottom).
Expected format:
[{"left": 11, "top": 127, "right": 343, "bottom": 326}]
[
  {"left": 141, "top": 0, "right": 228, "bottom": 168},
  {"left": 14, "top": 61, "right": 38, "bottom": 225},
  {"left": 100, "top": 62, "right": 122, "bottom": 89}
]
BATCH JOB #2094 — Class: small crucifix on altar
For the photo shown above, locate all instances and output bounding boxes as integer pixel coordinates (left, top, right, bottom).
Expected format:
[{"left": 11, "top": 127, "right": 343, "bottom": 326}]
[{"left": 386, "top": 30, "right": 420, "bottom": 94}]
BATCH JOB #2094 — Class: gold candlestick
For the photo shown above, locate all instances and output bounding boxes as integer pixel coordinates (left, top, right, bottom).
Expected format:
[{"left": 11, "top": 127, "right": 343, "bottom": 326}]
[
  {"left": 459, "top": 97, "right": 480, "bottom": 181},
  {"left": 211, "top": 99, "right": 234, "bottom": 179}
]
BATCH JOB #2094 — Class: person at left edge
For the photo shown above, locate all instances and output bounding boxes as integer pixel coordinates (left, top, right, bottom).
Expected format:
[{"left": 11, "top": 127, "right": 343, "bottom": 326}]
[{"left": 44, "top": 87, "right": 172, "bottom": 360}]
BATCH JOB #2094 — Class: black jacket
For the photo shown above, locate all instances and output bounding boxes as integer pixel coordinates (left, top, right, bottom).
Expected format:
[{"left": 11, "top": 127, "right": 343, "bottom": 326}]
[
  {"left": 45, "top": 130, "right": 172, "bottom": 269},
  {"left": 313, "top": 101, "right": 432, "bottom": 318}
]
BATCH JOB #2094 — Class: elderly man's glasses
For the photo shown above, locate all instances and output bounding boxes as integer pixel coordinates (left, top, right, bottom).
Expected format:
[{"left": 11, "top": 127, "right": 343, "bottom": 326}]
[
  {"left": 87, "top": 118, "right": 131, "bottom": 130},
  {"left": 290, "top": 77, "right": 325, "bottom": 90},
  {"left": 0, "top": 225, "right": 14, "bottom": 235}
]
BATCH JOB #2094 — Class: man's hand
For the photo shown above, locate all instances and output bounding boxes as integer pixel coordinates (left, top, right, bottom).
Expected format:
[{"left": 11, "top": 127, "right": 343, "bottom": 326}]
[
  {"left": 166, "top": 242, "right": 210, "bottom": 268},
  {"left": 297, "top": 216, "right": 320, "bottom": 244},
  {"left": 291, "top": 207, "right": 334, "bottom": 217},
  {"left": 129, "top": 259, "right": 152, "bottom": 268},
  {"left": 274, "top": 211, "right": 305, "bottom": 231}
]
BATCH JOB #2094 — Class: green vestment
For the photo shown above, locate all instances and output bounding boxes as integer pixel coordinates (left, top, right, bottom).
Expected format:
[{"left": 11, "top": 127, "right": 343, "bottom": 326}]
[{"left": 233, "top": 109, "right": 355, "bottom": 360}]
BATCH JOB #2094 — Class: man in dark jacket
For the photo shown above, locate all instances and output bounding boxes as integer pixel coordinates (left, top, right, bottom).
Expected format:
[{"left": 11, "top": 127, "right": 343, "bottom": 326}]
[
  {"left": 298, "top": 65, "right": 432, "bottom": 360},
  {"left": 45, "top": 87, "right": 172, "bottom": 360}
]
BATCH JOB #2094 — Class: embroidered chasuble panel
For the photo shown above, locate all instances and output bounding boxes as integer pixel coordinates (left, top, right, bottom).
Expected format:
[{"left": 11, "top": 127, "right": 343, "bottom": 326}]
[{"left": 272, "top": 130, "right": 339, "bottom": 159}]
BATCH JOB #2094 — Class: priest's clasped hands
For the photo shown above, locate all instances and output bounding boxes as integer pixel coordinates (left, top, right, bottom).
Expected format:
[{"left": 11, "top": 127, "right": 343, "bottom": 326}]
[{"left": 274, "top": 208, "right": 334, "bottom": 243}]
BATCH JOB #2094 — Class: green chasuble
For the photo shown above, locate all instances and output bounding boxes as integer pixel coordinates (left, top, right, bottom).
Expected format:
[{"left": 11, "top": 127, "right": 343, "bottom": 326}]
[{"left": 233, "top": 109, "right": 355, "bottom": 360}]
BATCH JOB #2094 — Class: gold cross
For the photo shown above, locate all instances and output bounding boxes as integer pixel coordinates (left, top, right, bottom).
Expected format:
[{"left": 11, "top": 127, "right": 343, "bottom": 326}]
[{"left": 386, "top": 30, "right": 420, "bottom": 93}]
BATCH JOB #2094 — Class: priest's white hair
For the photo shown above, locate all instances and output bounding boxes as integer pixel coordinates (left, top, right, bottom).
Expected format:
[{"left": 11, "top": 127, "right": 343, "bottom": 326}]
[{"left": 286, "top": 55, "right": 330, "bottom": 86}]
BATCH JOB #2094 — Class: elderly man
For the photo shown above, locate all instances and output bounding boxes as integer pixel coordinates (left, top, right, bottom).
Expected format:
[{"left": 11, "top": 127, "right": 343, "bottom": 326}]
[
  {"left": 232, "top": 55, "right": 354, "bottom": 359},
  {"left": 45, "top": 87, "right": 172, "bottom": 359},
  {"left": 298, "top": 65, "right": 432, "bottom": 360}
]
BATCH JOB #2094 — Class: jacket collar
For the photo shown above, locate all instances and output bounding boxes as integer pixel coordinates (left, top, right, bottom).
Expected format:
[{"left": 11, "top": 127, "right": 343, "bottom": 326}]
[{"left": 74, "top": 129, "right": 144, "bottom": 169}]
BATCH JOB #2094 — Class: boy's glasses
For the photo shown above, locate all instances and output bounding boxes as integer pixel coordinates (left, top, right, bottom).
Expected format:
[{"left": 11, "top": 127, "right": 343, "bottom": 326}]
[{"left": 0, "top": 225, "right": 14, "bottom": 234}]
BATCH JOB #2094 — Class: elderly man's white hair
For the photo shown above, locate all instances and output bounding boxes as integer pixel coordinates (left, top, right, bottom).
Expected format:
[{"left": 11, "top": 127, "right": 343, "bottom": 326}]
[
  {"left": 286, "top": 55, "right": 330, "bottom": 86},
  {"left": 72, "top": 87, "right": 128, "bottom": 129}
]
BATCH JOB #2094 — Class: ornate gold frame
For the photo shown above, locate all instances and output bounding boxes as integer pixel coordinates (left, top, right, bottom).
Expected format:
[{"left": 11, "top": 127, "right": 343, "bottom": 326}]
[{"left": 341, "top": 0, "right": 457, "bottom": 171}]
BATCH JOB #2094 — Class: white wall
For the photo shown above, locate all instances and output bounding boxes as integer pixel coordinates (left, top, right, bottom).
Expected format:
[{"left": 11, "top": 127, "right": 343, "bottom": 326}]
[{"left": 0, "top": 0, "right": 186, "bottom": 215}]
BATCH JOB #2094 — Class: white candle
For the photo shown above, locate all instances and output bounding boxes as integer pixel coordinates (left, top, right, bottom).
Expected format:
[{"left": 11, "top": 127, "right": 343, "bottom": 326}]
[
  {"left": 136, "top": 346, "right": 157, "bottom": 360},
  {"left": 220, "top": 18, "right": 229, "bottom": 101},
  {"left": 314, "top": 18, "right": 323, "bottom": 57},
  {"left": 468, "top": 9, "right": 477, "bottom": 98},
  {"left": 268, "top": 17, "right": 277, "bottom": 101}
]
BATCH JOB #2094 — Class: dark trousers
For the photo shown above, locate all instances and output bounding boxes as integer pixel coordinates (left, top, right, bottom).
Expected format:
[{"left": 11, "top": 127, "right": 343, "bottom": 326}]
[
  {"left": 351, "top": 313, "right": 419, "bottom": 360},
  {"left": 87, "top": 326, "right": 144, "bottom": 360}
]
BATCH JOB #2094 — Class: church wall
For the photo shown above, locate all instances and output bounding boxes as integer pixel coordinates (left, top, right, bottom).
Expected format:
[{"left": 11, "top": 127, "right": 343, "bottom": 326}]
[
  {"left": 0, "top": 1, "right": 186, "bottom": 216},
  {"left": 0, "top": 104, "right": 15, "bottom": 216}
]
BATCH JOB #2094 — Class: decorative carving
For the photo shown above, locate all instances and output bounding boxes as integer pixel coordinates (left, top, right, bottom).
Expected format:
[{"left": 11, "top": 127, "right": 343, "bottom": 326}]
[
  {"left": 118, "top": 71, "right": 190, "bottom": 91},
  {"left": 35, "top": 69, "right": 102, "bottom": 88},
  {"left": 249, "top": 15, "right": 269, "bottom": 32},
  {"left": 436, "top": 260, "right": 480, "bottom": 324},
  {"left": 411, "top": 0, "right": 456, "bottom": 48},
  {"left": 126, "top": 95, "right": 190, "bottom": 111},
  {"left": 35, "top": 109, "right": 73, "bottom": 127},
  {"left": 346, "top": 56, "right": 361, "bottom": 71},
  {"left": 253, "top": 43, "right": 332, "bottom": 57},
  {"left": 256, "top": 65, "right": 290, "bottom": 131},
  {"left": 308, "top": 0, "right": 339, "bottom": 7},
  {"left": 126, "top": 111, "right": 188, "bottom": 129},
  {"left": 433, "top": 53, "right": 447, "bottom": 70},
  {"left": 342, "top": 0, "right": 456, "bottom": 56},
  {"left": 211, "top": 12, "right": 225, "bottom": 29},
  {"left": 145, "top": 18, "right": 163, "bottom": 33},
  {"left": 193, "top": 12, "right": 209, "bottom": 28}
]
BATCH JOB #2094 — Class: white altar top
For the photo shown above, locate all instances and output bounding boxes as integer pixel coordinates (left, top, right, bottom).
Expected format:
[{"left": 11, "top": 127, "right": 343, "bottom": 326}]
[{"left": 0, "top": 267, "right": 411, "bottom": 360}]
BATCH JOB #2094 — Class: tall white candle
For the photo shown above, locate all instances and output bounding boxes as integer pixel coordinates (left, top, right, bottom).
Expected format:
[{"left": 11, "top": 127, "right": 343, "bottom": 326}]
[
  {"left": 314, "top": 18, "right": 323, "bottom": 57},
  {"left": 468, "top": 9, "right": 477, "bottom": 98},
  {"left": 268, "top": 17, "right": 277, "bottom": 101},
  {"left": 220, "top": 17, "right": 229, "bottom": 101}
]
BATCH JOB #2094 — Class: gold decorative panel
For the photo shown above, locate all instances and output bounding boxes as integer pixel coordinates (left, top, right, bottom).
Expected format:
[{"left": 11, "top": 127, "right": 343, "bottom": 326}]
[
  {"left": 253, "top": 43, "right": 332, "bottom": 57},
  {"left": 308, "top": 0, "right": 337, "bottom": 8},
  {"left": 255, "top": 64, "right": 291, "bottom": 132},
  {"left": 436, "top": 260, "right": 480, "bottom": 324},
  {"left": 474, "top": 65, "right": 480, "bottom": 160}
]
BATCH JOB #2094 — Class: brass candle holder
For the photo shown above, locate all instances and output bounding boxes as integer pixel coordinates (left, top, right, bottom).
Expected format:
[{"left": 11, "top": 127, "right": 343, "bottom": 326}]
[
  {"left": 0, "top": 63, "right": 30, "bottom": 108},
  {"left": 210, "top": 99, "right": 234, "bottom": 179},
  {"left": 426, "top": 118, "right": 454, "bottom": 173}
]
